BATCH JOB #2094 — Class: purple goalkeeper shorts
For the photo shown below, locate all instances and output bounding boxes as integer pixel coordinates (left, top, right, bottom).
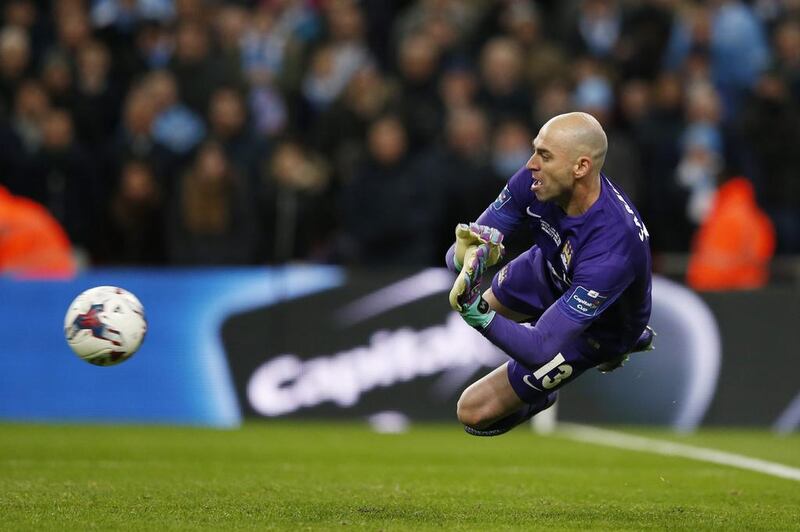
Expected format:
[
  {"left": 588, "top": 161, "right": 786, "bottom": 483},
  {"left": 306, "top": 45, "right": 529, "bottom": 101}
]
[
  {"left": 490, "top": 247, "right": 605, "bottom": 404},
  {"left": 505, "top": 349, "right": 600, "bottom": 404}
]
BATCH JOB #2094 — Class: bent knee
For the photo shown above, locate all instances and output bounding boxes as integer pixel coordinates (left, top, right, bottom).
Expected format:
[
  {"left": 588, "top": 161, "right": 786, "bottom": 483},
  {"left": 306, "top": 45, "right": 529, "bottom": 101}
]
[{"left": 456, "top": 393, "right": 492, "bottom": 428}]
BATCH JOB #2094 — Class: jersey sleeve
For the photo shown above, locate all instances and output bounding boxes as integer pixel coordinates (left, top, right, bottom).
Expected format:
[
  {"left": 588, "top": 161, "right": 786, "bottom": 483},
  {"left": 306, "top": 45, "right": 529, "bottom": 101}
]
[
  {"left": 555, "top": 245, "right": 635, "bottom": 324},
  {"left": 481, "top": 245, "right": 635, "bottom": 370},
  {"left": 481, "top": 301, "right": 588, "bottom": 370}
]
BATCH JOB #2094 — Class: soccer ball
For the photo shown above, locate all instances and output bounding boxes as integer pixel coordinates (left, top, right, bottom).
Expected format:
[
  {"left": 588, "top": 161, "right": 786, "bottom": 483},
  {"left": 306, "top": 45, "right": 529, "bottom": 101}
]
[{"left": 64, "top": 286, "right": 147, "bottom": 366}]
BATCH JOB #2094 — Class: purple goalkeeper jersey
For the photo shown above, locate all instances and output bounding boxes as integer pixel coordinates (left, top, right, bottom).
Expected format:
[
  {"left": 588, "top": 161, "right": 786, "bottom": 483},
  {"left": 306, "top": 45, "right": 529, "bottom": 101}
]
[{"left": 478, "top": 166, "right": 652, "bottom": 357}]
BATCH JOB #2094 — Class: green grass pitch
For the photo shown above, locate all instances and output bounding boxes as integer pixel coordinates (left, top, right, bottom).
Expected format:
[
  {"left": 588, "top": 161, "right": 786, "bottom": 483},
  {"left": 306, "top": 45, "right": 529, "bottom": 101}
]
[{"left": 1, "top": 422, "right": 798, "bottom": 530}]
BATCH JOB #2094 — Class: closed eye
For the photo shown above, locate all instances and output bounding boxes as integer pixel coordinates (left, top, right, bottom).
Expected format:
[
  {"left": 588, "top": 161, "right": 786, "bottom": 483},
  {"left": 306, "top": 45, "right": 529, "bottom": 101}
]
[{"left": 533, "top": 146, "right": 553, "bottom": 161}]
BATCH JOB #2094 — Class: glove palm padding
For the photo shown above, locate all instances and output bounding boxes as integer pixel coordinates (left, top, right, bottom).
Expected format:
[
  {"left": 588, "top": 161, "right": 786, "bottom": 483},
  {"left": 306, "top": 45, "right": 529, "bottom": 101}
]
[
  {"left": 449, "top": 244, "right": 496, "bottom": 328},
  {"left": 453, "top": 223, "right": 504, "bottom": 271}
]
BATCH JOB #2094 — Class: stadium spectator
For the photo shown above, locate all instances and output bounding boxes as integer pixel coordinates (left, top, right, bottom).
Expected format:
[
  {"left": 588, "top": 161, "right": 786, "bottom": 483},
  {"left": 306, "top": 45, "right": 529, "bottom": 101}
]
[
  {"left": 130, "top": 19, "right": 173, "bottom": 72},
  {"left": 208, "top": 85, "right": 265, "bottom": 191},
  {"left": 0, "top": 25, "right": 31, "bottom": 113},
  {"left": 491, "top": 118, "right": 533, "bottom": 183},
  {"left": 477, "top": 37, "right": 531, "bottom": 125},
  {"left": 676, "top": 122, "right": 723, "bottom": 226},
  {"left": 617, "top": 78, "right": 652, "bottom": 133},
  {"left": 772, "top": 18, "right": 800, "bottom": 102},
  {"left": 739, "top": 67, "right": 800, "bottom": 253},
  {"left": 96, "top": 159, "right": 165, "bottom": 265},
  {"left": 532, "top": 78, "right": 572, "bottom": 129},
  {"left": 429, "top": 106, "right": 496, "bottom": 257},
  {"left": 0, "top": 1, "right": 45, "bottom": 80},
  {"left": 117, "top": 83, "right": 158, "bottom": 161},
  {"left": 572, "top": 72, "right": 643, "bottom": 204},
  {"left": 664, "top": 0, "right": 770, "bottom": 119},
  {"left": 438, "top": 58, "right": 478, "bottom": 112},
  {"left": 166, "top": 141, "right": 259, "bottom": 265},
  {"left": 54, "top": 3, "right": 93, "bottom": 55},
  {"left": 0, "top": 184, "right": 75, "bottom": 277},
  {"left": 394, "top": 32, "right": 443, "bottom": 151},
  {"left": 393, "top": 0, "right": 480, "bottom": 55},
  {"left": 22, "top": 108, "right": 98, "bottom": 251},
  {"left": 339, "top": 115, "right": 439, "bottom": 266},
  {"left": 73, "top": 40, "right": 120, "bottom": 145},
  {"left": 8, "top": 79, "right": 48, "bottom": 155},
  {"left": 312, "top": 65, "right": 398, "bottom": 185},
  {"left": 615, "top": 0, "right": 674, "bottom": 80},
  {"left": 240, "top": 5, "right": 293, "bottom": 88},
  {"left": 240, "top": 3, "right": 295, "bottom": 139},
  {"left": 90, "top": 0, "right": 175, "bottom": 31},
  {"left": 241, "top": 1, "right": 320, "bottom": 93},
  {"left": 174, "top": 0, "right": 205, "bottom": 22},
  {"left": 214, "top": 4, "right": 247, "bottom": 61},
  {"left": 39, "top": 50, "right": 75, "bottom": 109},
  {"left": 261, "top": 139, "right": 333, "bottom": 263},
  {"left": 477, "top": 0, "right": 541, "bottom": 50},
  {"left": 566, "top": 0, "right": 624, "bottom": 59},
  {"left": 686, "top": 175, "right": 775, "bottom": 290},
  {"left": 146, "top": 69, "right": 206, "bottom": 155},
  {"left": 637, "top": 73, "right": 688, "bottom": 252},
  {"left": 300, "top": 0, "right": 373, "bottom": 123},
  {"left": 2, "top": 1, "right": 38, "bottom": 34},
  {"left": 169, "top": 20, "right": 238, "bottom": 116}
]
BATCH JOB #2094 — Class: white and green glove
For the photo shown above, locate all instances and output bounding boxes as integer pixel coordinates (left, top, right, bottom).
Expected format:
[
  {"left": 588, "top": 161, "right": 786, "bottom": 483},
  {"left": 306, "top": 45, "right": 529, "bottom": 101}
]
[
  {"left": 453, "top": 223, "right": 505, "bottom": 271},
  {"left": 449, "top": 243, "right": 498, "bottom": 329}
]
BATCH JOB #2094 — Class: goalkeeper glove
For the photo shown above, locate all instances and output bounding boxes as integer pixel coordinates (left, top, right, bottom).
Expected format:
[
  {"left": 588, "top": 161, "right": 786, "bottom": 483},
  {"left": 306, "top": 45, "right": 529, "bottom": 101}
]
[
  {"left": 449, "top": 244, "right": 496, "bottom": 329},
  {"left": 459, "top": 293, "right": 496, "bottom": 329},
  {"left": 453, "top": 223, "right": 505, "bottom": 271}
]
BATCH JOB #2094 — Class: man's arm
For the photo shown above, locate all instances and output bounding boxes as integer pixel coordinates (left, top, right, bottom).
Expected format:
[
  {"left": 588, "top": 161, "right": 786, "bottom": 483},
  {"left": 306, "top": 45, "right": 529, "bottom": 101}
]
[
  {"left": 480, "top": 300, "right": 587, "bottom": 370},
  {"left": 445, "top": 166, "right": 532, "bottom": 271},
  {"left": 457, "top": 247, "right": 635, "bottom": 370}
]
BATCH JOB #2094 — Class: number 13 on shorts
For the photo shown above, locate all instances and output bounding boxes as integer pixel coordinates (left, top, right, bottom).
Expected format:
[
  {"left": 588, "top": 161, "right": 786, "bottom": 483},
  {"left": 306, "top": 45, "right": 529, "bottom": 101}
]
[{"left": 534, "top": 353, "right": 574, "bottom": 389}]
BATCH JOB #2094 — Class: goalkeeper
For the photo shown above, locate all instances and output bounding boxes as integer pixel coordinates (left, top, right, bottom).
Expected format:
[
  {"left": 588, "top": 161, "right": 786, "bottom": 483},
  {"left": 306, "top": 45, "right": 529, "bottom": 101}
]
[{"left": 445, "top": 112, "right": 654, "bottom": 436}]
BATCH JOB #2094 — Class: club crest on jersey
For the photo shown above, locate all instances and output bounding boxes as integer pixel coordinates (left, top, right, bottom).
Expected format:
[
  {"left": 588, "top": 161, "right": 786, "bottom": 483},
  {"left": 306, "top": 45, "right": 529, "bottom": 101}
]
[
  {"left": 560, "top": 240, "right": 573, "bottom": 270},
  {"left": 492, "top": 186, "right": 512, "bottom": 210}
]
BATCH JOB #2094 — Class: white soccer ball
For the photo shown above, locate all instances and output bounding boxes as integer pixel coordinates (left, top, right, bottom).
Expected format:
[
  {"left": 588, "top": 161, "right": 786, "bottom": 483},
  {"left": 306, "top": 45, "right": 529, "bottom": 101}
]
[{"left": 64, "top": 286, "right": 147, "bottom": 366}]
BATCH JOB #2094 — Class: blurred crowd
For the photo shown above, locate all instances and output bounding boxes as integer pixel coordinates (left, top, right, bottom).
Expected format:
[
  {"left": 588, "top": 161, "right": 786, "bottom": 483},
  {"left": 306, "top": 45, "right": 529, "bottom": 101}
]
[{"left": 0, "top": 0, "right": 799, "bottom": 272}]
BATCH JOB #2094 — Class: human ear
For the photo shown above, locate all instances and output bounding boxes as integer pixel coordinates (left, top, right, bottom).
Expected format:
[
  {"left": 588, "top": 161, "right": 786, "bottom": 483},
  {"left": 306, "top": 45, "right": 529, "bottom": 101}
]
[{"left": 574, "top": 156, "right": 592, "bottom": 178}]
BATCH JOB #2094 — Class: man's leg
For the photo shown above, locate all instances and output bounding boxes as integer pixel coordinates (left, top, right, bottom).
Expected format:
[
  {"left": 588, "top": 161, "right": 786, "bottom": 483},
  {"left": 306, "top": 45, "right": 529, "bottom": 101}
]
[
  {"left": 456, "top": 287, "right": 557, "bottom": 436},
  {"left": 454, "top": 247, "right": 565, "bottom": 436},
  {"left": 457, "top": 361, "right": 557, "bottom": 436},
  {"left": 457, "top": 362, "right": 524, "bottom": 429}
]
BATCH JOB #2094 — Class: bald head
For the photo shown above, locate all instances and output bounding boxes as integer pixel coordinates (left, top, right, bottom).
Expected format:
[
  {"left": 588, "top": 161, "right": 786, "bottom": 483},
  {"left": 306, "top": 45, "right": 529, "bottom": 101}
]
[
  {"left": 528, "top": 111, "right": 607, "bottom": 214},
  {"left": 542, "top": 112, "right": 608, "bottom": 174}
]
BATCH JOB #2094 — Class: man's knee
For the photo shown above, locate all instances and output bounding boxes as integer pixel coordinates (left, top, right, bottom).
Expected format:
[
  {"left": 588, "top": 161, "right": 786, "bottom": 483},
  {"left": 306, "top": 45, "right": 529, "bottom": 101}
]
[
  {"left": 456, "top": 389, "right": 492, "bottom": 428},
  {"left": 456, "top": 362, "right": 524, "bottom": 428}
]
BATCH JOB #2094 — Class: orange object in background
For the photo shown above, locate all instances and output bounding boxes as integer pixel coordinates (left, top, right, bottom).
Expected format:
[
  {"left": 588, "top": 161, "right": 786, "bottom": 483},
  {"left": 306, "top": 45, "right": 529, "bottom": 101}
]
[
  {"left": 686, "top": 177, "right": 775, "bottom": 291},
  {"left": 0, "top": 185, "right": 76, "bottom": 278}
]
